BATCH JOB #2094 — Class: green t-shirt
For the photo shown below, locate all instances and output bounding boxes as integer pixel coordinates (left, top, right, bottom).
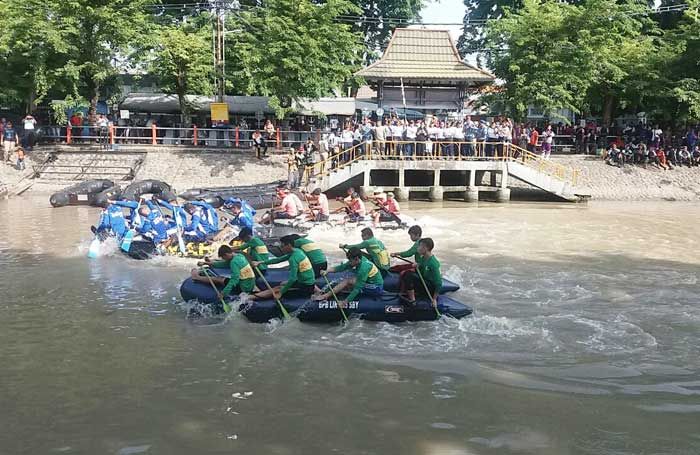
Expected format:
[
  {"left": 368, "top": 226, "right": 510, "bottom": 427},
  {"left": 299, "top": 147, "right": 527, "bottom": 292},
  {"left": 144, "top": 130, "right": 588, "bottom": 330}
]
[
  {"left": 280, "top": 248, "right": 316, "bottom": 296},
  {"left": 212, "top": 255, "right": 256, "bottom": 295},
  {"left": 398, "top": 239, "right": 420, "bottom": 263},
  {"left": 265, "top": 237, "right": 327, "bottom": 267},
  {"left": 334, "top": 256, "right": 384, "bottom": 302},
  {"left": 417, "top": 254, "right": 442, "bottom": 294},
  {"left": 346, "top": 237, "right": 390, "bottom": 271},
  {"left": 294, "top": 237, "right": 326, "bottom": 265},
  {"left": 241, "top": 237, "right": 270, "bottom": 271}
]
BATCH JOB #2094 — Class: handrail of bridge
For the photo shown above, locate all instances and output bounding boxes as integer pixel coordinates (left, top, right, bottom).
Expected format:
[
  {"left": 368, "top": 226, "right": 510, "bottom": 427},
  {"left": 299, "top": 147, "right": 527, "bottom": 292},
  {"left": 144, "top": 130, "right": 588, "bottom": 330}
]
[{"left": 303, "top": 140, "right": 580, "bottom": 188}]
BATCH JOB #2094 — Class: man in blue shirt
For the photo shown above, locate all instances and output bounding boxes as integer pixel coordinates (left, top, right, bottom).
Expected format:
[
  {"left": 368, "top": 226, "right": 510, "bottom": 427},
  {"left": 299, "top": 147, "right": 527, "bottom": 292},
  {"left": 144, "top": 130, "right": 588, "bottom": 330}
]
[
  {"left": 2, "top": 121, "right": 19, "bottom": 164},
  {"left": 222, "top": 200, "right": 254, "bottom": 230}
]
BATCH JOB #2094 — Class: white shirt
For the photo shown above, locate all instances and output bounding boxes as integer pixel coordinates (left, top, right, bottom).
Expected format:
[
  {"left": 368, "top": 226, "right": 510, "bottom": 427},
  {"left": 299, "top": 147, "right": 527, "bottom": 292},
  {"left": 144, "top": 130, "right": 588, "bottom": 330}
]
[
  {"left": 341, "top": 130, "right": 354, "bottom": 144},
  {"left": 405, "top": 126, "right": 417, "bottom": 139},
  {"left": 23, "top": 117, "right": 36, "bottom": 130}
]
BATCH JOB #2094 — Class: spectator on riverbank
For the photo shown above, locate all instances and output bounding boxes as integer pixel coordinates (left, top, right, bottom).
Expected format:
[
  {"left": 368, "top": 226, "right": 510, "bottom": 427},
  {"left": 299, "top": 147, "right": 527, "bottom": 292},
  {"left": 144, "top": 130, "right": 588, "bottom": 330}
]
[
  {"left": 252, "top": 130, "right": 267, "bottom": 159},
  {"left": 22, "top": 114, "right": 37, "bottom": 150},
  {"left": 2, "top": 121, "right": 18, "bottom": 164}
]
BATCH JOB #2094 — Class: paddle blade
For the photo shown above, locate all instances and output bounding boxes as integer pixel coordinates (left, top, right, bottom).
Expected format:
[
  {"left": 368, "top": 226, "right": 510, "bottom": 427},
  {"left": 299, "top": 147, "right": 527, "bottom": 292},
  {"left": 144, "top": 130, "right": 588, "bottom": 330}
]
[
  {"left": 87, "top": 238, "right": 101, "bottom": 259},
  {"left": 120, "top": 230, "right": 135, "bottom": 252}
]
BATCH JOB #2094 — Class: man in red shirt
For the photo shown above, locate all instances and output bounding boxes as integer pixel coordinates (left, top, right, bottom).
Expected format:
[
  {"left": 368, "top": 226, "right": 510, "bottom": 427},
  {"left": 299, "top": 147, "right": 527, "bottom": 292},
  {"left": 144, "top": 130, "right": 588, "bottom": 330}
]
[
  {"left": 261, "top": 187, "right": 300, "bottom": 224},
  {"left": 347, "top": 192, "right": 366, "bottom": 222},
  {"left": 528, "top": 128, "right": 539, "bottom": 153}
]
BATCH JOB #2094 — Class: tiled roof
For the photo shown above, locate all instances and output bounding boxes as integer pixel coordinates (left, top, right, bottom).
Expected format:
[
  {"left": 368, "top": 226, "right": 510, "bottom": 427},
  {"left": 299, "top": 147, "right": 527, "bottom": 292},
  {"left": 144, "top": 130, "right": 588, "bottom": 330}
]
[{"left": 356, "top": 28, "right": 494, "bottom": 83}]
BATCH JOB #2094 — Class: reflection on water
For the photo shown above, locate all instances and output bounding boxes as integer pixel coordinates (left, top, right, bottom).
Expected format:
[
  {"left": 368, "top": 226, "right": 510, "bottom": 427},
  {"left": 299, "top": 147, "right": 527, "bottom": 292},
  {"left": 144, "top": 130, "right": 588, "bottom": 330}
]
[{"left": 0, "top": 196, "right": 699, "bottom": 454}]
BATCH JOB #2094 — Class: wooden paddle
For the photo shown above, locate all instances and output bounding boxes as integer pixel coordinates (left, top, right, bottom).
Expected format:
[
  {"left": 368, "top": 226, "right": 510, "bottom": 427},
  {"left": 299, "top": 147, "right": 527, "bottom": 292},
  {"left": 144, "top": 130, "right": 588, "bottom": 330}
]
[
  {"left": 201, "top": 267, "right": 232, "bottom": 313},
  {"left": 253, "top": 265, "right": 291, "bottom": 320},
  {"left": 322, "top": 274, "right": 349, "bottom": 323}
]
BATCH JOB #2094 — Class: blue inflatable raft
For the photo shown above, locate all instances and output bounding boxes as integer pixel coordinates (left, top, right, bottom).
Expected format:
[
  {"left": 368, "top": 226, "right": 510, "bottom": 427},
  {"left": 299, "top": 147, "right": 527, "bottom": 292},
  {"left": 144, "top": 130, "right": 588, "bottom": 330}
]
[
  {"left": 240, "top": 294, "right": 473, "bottom": 323},
  {"left": 183, "top": 267, "right": 460, "bottom": 300},
  {"left": 179, "top": 271, "right": 471, "bottom": 323}
]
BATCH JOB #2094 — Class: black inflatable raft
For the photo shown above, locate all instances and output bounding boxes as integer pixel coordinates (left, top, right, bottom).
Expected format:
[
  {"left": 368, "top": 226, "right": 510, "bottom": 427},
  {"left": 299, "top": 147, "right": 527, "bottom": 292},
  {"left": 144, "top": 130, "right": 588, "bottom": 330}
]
[
  {"left": 240, "top": 294, "right": 473, "bottom": 323},
  {"left": 180, "top": 268, "right": 460, "bottom": 304},
  {"left": 122, "top": 179, "right": 176, "bottom": 202},
  {"left": 50, "top": 180, "right": 115, "bottom": 207}
]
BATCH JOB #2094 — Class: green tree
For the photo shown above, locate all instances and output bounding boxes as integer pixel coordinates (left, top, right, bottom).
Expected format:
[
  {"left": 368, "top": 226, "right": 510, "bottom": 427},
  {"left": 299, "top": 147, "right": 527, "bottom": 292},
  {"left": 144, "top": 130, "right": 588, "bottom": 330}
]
[
  {"left": 0, "top": 0, "right": 77, "bottom": 112},
  {"left": 483, "top": 0, "right": 591, "bottom": 121},
  {"left": 483, "top": 0, "right": 660, "bottom": 123},
  {"left": 57, "top": 0, "right": 156, "bottom": 117},
  {"left": 225, "top": 0, "right": 363, "bottom": 117},
  {"left": 150, "top": 23, "right": 214, "bottom": 123},
  {"left": 661, "top": 0, "right": 700, "bottom": 121},
  {"left": 349, "top": 0, "right": 424, "bottom": 63}
]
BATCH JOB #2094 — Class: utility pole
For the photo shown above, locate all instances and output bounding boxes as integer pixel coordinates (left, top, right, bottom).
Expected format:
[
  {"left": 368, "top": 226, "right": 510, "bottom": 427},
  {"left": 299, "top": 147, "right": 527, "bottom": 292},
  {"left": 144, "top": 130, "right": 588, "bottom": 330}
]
[{"left": 214, "top": 0, "right": 225, "bottom": 102}]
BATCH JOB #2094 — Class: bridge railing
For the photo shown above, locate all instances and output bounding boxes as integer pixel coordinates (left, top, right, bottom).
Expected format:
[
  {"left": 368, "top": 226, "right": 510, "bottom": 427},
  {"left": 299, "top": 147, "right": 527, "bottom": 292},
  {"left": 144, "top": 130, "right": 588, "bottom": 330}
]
[{"left": 303, "top": 140, "right": 579, "bottom": 188}]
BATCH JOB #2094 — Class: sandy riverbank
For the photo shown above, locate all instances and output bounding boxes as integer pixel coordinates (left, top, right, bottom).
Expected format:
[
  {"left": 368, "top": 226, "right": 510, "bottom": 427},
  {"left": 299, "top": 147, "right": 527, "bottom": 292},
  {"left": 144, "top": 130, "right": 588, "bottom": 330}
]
[{"left": 554, "top": 155, "right": 700, "bottom": 201}]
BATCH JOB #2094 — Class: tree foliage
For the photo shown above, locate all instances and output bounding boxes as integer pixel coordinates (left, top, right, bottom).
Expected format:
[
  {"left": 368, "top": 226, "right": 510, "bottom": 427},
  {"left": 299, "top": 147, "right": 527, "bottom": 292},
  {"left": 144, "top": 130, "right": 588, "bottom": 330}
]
[
  {"left": 225, "top": 0, "right": 363, "bottom": 117},
  {"left": 150, "top": 23, "right": 214, "bottom": 121},
  {"left": 349, "top": 0, "right": 423, "bottom": 63},
  {"left": 481, "top": 0, "right": 696, "bottom": 123}
]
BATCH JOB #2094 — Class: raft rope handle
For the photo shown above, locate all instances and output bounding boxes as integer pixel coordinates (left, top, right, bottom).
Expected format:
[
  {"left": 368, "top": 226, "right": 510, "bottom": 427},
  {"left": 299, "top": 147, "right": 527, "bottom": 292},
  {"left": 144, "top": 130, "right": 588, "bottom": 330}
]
[
  {"left": 201, "top": 266, "right": 232, "bottom": 314},
  {"left": 253, "top": 265, "right": 291, "bottom": 320},
  {"left": 322, "top": 274, "right": 349, "bottom": 323}
]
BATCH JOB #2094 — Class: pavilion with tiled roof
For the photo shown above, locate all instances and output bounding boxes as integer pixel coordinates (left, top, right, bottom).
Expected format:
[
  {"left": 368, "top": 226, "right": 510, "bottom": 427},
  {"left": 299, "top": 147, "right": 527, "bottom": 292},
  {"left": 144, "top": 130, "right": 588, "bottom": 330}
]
[{"left": 355, "top": 28, "right": 495, "bottom": 113}]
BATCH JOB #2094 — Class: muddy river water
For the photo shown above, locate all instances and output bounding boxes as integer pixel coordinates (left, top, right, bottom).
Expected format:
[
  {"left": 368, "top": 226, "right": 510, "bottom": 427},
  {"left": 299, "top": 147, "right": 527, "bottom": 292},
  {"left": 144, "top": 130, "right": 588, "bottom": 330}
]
[{"left": 1, "top": 196, "right": 699, "bottom": 454}]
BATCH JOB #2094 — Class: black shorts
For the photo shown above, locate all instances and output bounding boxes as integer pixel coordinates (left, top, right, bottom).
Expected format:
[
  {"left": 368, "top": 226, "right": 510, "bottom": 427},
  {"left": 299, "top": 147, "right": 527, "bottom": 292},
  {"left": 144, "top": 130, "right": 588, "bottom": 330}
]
[
  {"left": 312, "top": 261, "right": 328, "bottom": 276},
  {"left": 403, "top": 271, "right": 437, "bottom": 297},
  {"left": 378, "top": 212, "right": 396, "bottom": 222},
  {"left": 274, "top": 212, "right": 295, "bottom": 219},
  {"left": 282, "top": 283, "right": 316, "bottom": 299},
  {"left": 315, "top": 213, "right": 329, "bottom": 222}
]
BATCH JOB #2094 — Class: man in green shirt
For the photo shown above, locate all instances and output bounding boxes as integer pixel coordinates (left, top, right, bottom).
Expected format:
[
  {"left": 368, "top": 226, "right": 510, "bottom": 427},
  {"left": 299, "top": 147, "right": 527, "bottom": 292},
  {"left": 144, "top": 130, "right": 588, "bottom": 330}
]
[
  {"left": 391, "top": 225, "right": 422, "bottom": 265},
  {"left": 400, "top": 238, "right": 442, "bottom": 307},
  {"left": 251, "top": 235, "right": 316, "bottom": 300},
  {"left": 268, "top": 233, "right": 327, "bottom": 276},
  {"left": 312, "top": 247, "right": 384, "bottom": 308},
  {"left": 191, "top": 245, "right": 257, "bottom": 300},
  {"left": 340, "top": 227, "right": 390, "bottom": 276},
  {"left": 233, "top": 227, "right": 270, "bottom": 275}
]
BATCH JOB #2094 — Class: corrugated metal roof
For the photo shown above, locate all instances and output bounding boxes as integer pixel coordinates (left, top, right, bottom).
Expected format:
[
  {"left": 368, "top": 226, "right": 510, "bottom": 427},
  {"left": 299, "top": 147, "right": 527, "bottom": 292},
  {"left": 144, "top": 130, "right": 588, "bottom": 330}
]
[{"left": 356, "top": 28, "right": 494, "bottom": 83}]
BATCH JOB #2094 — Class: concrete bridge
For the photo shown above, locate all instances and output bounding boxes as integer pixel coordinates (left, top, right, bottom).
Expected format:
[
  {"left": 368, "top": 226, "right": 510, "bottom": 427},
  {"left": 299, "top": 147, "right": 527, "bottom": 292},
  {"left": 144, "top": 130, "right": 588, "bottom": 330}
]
[{"left": 306, "top": 143, "right": 589, "bottom": 202}]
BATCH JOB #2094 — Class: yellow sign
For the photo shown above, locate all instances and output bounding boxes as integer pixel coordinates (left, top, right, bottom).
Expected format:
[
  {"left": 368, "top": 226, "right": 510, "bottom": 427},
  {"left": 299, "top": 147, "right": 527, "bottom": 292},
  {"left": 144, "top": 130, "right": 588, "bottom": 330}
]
[{"left": 210, "top": 103, "right": 229, "bottom": 123}]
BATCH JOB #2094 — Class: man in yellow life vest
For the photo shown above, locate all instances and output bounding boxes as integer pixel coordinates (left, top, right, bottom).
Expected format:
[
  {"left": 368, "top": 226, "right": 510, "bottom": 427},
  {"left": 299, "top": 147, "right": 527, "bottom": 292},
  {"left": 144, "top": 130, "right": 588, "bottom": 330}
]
[
  {"left": 191, "top": 245, "right": 256, "bottom": 301},
  {"left": 250, "top": 235, "right": 316, "bottom": 301},
  {"left": 341, "top": 227, "right": 390, "bottom": 277}
]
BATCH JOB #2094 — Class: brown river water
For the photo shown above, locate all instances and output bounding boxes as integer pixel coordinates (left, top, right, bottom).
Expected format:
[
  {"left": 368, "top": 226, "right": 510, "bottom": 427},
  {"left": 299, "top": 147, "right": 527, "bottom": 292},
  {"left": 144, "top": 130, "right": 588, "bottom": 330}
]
[{"left": 1, "top": 195, "right": 699, "bottom": 454}]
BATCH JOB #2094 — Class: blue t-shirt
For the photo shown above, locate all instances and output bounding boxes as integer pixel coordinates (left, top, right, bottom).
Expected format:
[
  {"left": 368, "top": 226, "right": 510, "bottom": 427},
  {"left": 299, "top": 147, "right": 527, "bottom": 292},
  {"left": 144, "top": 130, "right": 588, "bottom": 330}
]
[{"left": 3, "top": 128, "right": 16, "bottom": 141}]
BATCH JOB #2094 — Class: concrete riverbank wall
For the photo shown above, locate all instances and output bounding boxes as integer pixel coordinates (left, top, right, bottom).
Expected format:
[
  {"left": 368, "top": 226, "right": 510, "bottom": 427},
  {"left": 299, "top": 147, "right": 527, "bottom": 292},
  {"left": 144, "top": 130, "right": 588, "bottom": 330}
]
[{"left": 1, "top": 146, "right": 699, "bottom": 201}]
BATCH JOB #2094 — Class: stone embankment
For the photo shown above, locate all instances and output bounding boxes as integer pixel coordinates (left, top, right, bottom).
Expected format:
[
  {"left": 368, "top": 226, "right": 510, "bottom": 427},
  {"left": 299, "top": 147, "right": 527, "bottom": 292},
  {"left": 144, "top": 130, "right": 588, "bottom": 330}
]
[
  {"left": 554, "top": 155, "right": 700, "bottom": 201},
  {"left": 133, "top": 149, "right": 287, "bottom": 193}
]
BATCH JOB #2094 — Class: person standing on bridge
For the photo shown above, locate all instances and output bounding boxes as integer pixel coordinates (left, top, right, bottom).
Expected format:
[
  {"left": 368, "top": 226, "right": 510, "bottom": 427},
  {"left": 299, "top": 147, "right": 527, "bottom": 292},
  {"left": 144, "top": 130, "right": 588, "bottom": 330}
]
[{"left": 542, "top": 125, "right": 555, "bottom": 160}]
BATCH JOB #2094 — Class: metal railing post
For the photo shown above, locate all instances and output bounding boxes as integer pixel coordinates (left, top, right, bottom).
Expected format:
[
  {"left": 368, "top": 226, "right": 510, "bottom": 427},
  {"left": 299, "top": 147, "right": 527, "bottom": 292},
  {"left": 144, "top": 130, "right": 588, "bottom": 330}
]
[
  {"left": 151, "top": 124, "right": 157, "bottom": 145},
  {"left": 235, "top": 127, "right": 239, "bottom": 147},
  {"left": 109, "top": 124, "right": 115, "bottom": 146},
  {"left": 276, "top": 127, "right": 281, "bottom": 149},
  {"left": 193, "top": 125, "right": 198, "bottom": 146},
  {"left": 66, "top": 124, "right": 72, "bottom": 144}
]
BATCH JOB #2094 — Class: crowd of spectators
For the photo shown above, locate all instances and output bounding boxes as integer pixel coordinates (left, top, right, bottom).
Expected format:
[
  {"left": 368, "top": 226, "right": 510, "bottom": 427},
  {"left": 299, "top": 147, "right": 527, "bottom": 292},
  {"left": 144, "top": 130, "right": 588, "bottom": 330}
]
[{"left": 603, "top": 125, "right": 700, "bottom": 169}]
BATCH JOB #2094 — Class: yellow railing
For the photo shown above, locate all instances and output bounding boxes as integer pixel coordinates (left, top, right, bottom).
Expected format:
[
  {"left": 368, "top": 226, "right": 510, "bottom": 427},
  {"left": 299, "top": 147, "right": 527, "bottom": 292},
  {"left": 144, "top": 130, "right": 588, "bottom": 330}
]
[{"left": 303, "top": 140, "right": 580, "bottom": 188}]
